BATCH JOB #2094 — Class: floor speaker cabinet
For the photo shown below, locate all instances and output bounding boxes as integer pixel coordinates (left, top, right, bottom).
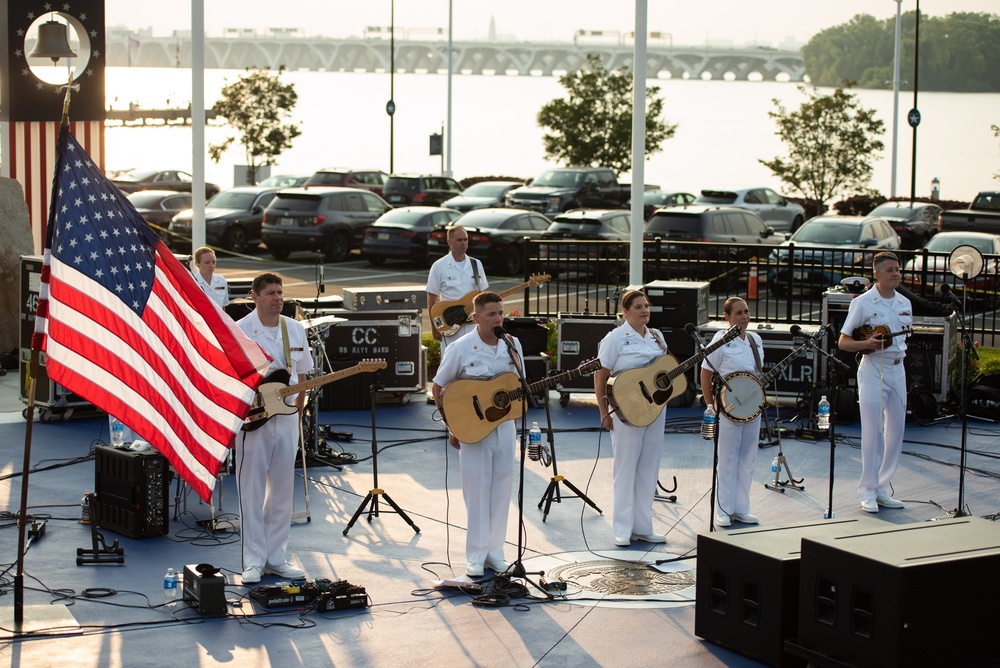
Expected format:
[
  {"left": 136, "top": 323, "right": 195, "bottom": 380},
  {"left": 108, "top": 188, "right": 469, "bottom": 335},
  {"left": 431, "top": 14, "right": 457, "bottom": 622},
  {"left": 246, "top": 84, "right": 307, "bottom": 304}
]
[
  {"left": 555, "top": 315, "right": 618, "bottom": 396},
  {"left": 503, "top": 317, "right": 549, "bottom": 357},
  {"left": 696, "top": 321, "right": 819, "bottom": 400},
  {"left": 822, "top": 290, "right": 958, "bottom": 403},
  {"left": 93, "top": 445, "right": 170, "bottom": 539},
  {"left": 694, "top": 517, "right": 885, "bottom": 668},
  {"left": 794, "top": 516, "right": 1000, "bottom": 668},
  {"left": 644, "top": 280, "right": 710, "bottom": 330}
]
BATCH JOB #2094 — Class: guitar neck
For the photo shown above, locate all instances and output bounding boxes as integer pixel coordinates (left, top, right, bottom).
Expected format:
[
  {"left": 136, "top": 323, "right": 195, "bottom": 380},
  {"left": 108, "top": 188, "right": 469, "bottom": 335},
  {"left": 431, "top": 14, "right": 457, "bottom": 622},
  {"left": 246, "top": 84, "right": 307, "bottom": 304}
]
[
  {"left": 277, "top": 366, "right": 362, "bottom": 399},
  {"left": 680, "top": 331, "right": 737, "bottom": 377},
  {"left": 759, "top": 343, "right": 808, "bottom": 386},
  {"left": 496, "top": 281, "right": 534, "bottom": 301},
  {"left": 526, "top": 361, "right": 600, "bottom": 395}
]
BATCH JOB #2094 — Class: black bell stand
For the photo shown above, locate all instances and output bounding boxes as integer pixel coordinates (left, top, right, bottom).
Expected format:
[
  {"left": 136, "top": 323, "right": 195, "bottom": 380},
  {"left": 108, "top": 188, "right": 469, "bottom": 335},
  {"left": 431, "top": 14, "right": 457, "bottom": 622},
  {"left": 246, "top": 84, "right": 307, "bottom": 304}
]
[
  {"left": 343, "top": 381, "right": 420, "bottom": 535},
  {"left": 536, "top": 388, "right": 602, "bottom": 521},
  {"left": 950, "top": 288, "right": 978, "bottom": 518}
]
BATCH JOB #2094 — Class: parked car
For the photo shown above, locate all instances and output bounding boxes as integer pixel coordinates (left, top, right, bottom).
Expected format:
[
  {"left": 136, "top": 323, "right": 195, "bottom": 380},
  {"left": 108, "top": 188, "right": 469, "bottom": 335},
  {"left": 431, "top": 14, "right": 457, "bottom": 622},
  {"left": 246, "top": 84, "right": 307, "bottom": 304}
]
[
  {"left": 127, "top": 190, "right": 193, "bottom": 228},
  {"left": 382, "top": 174, "right": 463, "bottom": 207},
  {"left": 903, "top": 231, "right": 1000, "bottom": 308},
  {"left": 304, "top": 168, "right": 388, "bottom": 196},
  {"left": 261, "top": 187, "right": 392, "bottom": 261},
  {"left": 441, "top": 181, "right": 523, "bottom": 212},
  {"left": 426, "top": 208, "right": 551, "bottom": 275},
  {"left": 768, "top": 215, "right": 900, "bottom": 295},
  {"left": 112, "top": 169, "right": 220, "bottom": 199},
  {"left": 695, "top": 187, "right": 805, "bottom": 233},
  {"left": 361, "top": 206, "right": 462, "bottom": 266},
  {"left": 643, "top": 205, "right": 782, "bottom": 287},
  {"left": 257, "top": 174, "right": 309, "bottom": 188},
  {"left": 537, "top": 209, "right": 633, "bottom": 282},
  {"left": 506, "top": 167, "right": 629, "bottom": 217},
  {"left": 631, "top": 190, "right": 697, "bottom": 221},
  {"left": 937, "top": 191, "right": 1000, "bottom": 234},
  {"left": 866, "top": 201, "right": 941, "bottom": 249},
  {"left": 167, "top": 186, "right": 279, "bottom": 253}
]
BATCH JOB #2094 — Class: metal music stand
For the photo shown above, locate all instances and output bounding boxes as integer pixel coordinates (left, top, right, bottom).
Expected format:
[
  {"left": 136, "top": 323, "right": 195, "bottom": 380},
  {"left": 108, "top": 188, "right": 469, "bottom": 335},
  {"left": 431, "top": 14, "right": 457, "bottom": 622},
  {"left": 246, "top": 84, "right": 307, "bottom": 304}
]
[{"left": 343, "top": 381, "right": 420, "bottom": 535}]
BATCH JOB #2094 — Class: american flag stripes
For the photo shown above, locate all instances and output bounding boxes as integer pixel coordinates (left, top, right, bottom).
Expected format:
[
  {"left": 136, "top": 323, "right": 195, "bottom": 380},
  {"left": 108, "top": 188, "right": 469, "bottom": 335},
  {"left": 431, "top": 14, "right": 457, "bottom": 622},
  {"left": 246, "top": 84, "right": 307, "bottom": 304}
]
[{"left": 32, "top": 124, "right": 270, "bottom": 502}]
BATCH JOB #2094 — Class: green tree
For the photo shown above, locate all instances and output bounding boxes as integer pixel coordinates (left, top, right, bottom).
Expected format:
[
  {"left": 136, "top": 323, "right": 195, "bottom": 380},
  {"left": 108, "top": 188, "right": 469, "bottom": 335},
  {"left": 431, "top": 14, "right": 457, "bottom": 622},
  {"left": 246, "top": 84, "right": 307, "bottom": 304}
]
[
  {"left": 760, "top": 86, "right": 885, "bottom": 208},
  {"left": 536, "top": 54, "right": 676, "bottom": 174},
  {"left": 209, "top": 68, "right": 301, "bottom": 184}
]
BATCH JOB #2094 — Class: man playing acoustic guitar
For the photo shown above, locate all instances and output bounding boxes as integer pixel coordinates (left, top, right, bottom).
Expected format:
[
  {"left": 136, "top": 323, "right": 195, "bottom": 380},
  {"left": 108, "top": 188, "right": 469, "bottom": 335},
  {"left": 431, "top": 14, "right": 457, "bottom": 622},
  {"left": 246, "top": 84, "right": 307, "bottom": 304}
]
[
  {"left": 426, "top": 226, "right": 489, "bottom": 357},
  {"left": 837, "top": 252, "right": 912, "bottom": 514},
  {"left": 431, "top": 292, "right": 523, "bottom": 578}
]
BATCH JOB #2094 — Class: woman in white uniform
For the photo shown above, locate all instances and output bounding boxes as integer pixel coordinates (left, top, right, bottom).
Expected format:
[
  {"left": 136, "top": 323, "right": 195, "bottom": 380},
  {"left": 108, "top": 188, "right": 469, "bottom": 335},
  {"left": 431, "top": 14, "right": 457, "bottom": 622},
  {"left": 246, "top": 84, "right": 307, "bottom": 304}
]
[
  {"left": 594, "top": 289, "right": 669, "bottom": 547},
  {"left": 699, "top": 297, "right": 763, "bottom": 527},
  {"left": 193, "top": 246, "right": 229, "bottom": 309}
]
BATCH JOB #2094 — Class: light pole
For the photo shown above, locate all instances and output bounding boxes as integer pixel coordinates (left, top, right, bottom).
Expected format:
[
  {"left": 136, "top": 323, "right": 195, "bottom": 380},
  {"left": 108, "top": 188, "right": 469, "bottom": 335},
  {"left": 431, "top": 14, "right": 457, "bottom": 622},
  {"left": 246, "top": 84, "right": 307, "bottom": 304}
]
[
  {"left": 446, "top": 0, "right": 452, "bottom": 177},
  {"left": 908, "top": 0, "right": 921, "bottom": 206},
  {"left": 890, "top": 0, "right": 902, "bottom": 198},
  {"left": 387, "top": 0, "right": 395, "bottom": 173}
]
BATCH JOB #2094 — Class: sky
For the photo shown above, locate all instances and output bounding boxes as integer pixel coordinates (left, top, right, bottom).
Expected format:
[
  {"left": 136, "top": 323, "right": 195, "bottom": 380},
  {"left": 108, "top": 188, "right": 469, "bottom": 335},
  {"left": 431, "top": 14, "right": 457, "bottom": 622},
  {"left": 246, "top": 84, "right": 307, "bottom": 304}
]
[{"left": 105, "top": 0, "right": 998, "bottom": 48}]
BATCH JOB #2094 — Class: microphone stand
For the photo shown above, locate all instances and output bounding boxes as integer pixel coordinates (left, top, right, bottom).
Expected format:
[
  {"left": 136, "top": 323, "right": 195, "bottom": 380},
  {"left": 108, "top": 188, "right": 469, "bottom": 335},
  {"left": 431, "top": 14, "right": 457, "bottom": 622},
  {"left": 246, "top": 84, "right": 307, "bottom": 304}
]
[
  {"left": 803, "top": 327, "right": 852, "bottom": 519},
  {"left": 948, "top": 281, "right": 977, "bottom": 518},
  {"left": 690, "top": 326, "right": 730, "bottom": 532},
  {"left": 499, "top": 330, "right": 551, "bottom": 598}
]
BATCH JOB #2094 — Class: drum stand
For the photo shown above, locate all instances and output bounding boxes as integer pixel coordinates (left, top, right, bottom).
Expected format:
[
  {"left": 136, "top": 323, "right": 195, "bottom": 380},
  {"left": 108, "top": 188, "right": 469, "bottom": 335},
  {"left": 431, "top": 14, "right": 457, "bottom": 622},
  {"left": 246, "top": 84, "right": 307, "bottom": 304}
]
[
  {"left": 537, "top": 389, "right": 602, "bottom": 521},
  {"left": 343, "top": 381, "right": 420, "bottom": 535}
]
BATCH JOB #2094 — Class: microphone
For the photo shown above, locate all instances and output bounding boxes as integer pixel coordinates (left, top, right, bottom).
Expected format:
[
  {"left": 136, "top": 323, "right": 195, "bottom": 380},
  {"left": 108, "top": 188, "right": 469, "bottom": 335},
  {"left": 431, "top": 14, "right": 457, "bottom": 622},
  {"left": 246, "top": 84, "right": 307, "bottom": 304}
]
[
  {"left": 789, "top": 324, "right": 803, "bottom": 337},
  {"left": 941, "top": 283, "right": 963, "bottom": 308},
  {"left": 494, "top": 325, "right": 516, "bottom": 353},
  {"left": 683, "top": 322, "right": 698, "bottom": 336}
]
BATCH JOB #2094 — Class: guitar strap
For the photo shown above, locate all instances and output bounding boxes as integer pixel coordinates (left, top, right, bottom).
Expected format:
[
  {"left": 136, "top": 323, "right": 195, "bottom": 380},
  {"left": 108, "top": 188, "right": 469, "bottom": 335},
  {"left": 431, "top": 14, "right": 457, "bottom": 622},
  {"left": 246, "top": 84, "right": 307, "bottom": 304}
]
[
  {"left": 648, "top": 327, "right": 668, "bottom": 352},
  {"left": 748, "top": 335, "right": 763, "bottom": 375},
  {"left": 468, "top": 255, "right": 484, "bottom": 290},
  {"left": 279, "top": 317, "right": 292, "bottom": 374}
]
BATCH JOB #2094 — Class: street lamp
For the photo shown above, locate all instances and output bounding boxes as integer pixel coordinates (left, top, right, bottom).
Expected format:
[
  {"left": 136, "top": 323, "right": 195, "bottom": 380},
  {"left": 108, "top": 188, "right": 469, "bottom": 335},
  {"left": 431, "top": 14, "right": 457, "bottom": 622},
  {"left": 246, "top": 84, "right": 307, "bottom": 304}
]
[
  {"left": 909, "top": 0, "right": 921, "bottom": 206},
  {"left": 387, "top": 0, "right": 395, "bottom": 173}
]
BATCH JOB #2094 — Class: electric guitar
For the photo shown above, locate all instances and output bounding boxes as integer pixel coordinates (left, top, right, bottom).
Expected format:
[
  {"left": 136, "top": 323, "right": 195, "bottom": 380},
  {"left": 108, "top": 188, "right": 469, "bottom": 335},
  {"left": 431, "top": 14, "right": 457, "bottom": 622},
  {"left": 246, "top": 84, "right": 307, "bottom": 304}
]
[
  {"left": 606, "top": 325, "right": 741, "bottom": 427},
  {"left": 430, "top": 274, "right": 551, "bottom": 337},
  {"left": 852, "top": 324, "right": 912, "bottom": 354},
  {"left": 242, "top": 359, "right": 387, "bottom": 431},
  {"left": 441, "top": 359, "right": 601, "bottom": 443}
]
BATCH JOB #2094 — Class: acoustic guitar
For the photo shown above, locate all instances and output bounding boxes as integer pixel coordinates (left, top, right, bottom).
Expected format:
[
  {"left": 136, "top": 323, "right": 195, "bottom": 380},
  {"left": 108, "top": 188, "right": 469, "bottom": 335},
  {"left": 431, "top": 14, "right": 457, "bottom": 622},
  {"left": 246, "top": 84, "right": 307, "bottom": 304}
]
[
  {"left": 852, "top": 325, "right": 912, "bottom": 354},
  {"left": 606, "top": 325, "right": 741, "bottom": 427},
  {"left": 430, "top": 274, "right": 551, "bottom": 337},
  {"left": 242, "top": 359, "right": 386, "bottom": 431},
  {"left": 441, "top": 359, "right": 600, "bottom": 443}
]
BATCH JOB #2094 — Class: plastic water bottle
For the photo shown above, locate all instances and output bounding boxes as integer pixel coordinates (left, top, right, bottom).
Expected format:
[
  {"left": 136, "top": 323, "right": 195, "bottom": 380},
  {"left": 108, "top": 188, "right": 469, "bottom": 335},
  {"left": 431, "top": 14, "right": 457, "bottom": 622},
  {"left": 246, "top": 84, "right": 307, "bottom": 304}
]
[
  {"left": 163, "top": 568, "right": 178, "bottom": 606},
  {"left": 771, "top": 457, "right": 779, "bottom": 474},
  {"left": 528, "top": 422, "right": 542, "bottom": 461},
  {"left": 110, "top": 417, "right": 125, "bottom": 447},
  {"left": 701, "top": 405, "right": 716, "bottom": 440},
  {"left": 817, "top": 396, "right": 831, "bottom": 431}
]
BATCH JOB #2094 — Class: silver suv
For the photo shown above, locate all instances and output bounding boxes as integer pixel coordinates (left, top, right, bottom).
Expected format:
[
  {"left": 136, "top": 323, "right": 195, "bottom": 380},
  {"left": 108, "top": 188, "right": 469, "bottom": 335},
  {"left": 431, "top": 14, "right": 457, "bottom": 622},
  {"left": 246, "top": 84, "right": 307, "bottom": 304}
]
[
  {"left": 695, "top": 187, "right": 805, "bottom": 233},
  {"left": 262, "top": 187, "right": 391, "bottom": 261}
]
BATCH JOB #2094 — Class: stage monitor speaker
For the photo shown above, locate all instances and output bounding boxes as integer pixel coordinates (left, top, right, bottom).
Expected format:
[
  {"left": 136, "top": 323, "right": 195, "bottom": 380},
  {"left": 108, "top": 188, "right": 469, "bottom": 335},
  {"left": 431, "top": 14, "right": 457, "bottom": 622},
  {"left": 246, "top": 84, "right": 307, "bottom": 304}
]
[
  {"left": 695, "top": 517, "right": 884, "bottom": 668},
  {"left": 93, "top": 445, "right": 170, "bottom": 538},
  {"left": 795, "top": 516, "right": 1000, "bottom": 668}
]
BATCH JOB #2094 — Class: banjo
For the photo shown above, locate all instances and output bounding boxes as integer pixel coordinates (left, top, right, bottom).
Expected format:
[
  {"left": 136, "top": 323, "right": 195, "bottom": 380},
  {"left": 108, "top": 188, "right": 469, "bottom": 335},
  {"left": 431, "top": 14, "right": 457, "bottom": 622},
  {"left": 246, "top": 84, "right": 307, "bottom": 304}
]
[{"left": 717, "top": 330, "right": 818, "bottom": 423}]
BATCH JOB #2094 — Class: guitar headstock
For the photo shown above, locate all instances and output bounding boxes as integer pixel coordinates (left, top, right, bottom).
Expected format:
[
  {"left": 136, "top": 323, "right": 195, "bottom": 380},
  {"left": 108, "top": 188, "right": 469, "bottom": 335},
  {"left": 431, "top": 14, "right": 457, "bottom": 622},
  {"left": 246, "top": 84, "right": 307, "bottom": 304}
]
[
  {"left": 359, "top": 358, "right": 388, "bottom": 372},
  {"left": 579, "top": 358, "right": 602, "bottom": 375},
  {"left": 528, "top": 274, "right": 552, "bottom": 287},
  {"left": 723, "top": 325, "right": 741, "bottom": 343}
]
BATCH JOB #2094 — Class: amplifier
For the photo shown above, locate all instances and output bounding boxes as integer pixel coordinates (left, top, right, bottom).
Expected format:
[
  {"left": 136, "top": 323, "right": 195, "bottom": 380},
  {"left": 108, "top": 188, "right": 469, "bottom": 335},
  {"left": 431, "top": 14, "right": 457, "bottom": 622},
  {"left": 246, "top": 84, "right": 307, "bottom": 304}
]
[
  {"left": 225, "top": 299, "right": 301, "bottom": 321},
  {"left": 183, "top": 564, "right": 227, "bottom": 615},
  {"left": 503, "top": 317, "right": 549, "bottom": 356},
  {"left": 555, "top": 316, "right": 618, "bottom": 396},
  {"left": 644, "top": 280, "right": 709, "bottom": 329},
  {"left": 822, "top": 290, "right": 957, "bottom": 402},
  {"left": 795, "top": 516, "right": 1000, "bottom": 668},
  {"left": 93, "top": 445, "right": 170, "bottom": 538},
  {"left": 697, "top": 322, "right": 819, "bottom": 399},
  {"left": 342, "top": 285, "right": 426, "bottom": 311},
  {"left": 226, "top": 278, "right": 254, "bottom": 301}
]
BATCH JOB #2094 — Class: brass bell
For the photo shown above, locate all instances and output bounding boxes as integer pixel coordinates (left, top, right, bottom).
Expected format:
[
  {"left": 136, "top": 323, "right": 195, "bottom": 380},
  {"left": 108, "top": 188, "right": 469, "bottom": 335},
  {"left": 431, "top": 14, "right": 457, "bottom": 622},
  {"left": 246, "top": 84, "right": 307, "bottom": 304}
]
[{"left": 28, "top": 20, "right": 78, "bottom": 64}]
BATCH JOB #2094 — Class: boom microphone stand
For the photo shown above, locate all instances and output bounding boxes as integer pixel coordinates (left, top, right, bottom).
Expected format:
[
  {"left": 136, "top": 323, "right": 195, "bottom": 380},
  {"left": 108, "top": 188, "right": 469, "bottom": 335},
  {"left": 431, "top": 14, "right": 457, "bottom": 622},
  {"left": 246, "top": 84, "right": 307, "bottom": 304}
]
[
  {"left": 688, "top": 325, "right": 730, "bottom": 531},
  {"left": 942, "top": 283, "right": 978, "bottom": 517},
  {"left": 536, "top": 387, "right": 602, "bottom": 521},
  {"left": 343, "top": 380, "right": 420, "bottom": 535}
]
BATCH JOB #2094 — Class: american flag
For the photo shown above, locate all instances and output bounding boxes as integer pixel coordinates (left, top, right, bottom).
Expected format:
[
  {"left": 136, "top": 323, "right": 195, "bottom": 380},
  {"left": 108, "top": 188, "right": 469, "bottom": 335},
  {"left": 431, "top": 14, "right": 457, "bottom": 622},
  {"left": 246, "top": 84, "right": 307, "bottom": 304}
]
[{"left": 32, "top": 125, "right": 270, "bottom": 502}]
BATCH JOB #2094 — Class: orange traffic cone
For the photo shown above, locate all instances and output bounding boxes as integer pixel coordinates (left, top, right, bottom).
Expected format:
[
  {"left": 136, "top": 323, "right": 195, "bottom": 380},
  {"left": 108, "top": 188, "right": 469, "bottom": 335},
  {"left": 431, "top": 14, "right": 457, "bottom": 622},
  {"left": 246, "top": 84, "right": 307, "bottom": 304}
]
[{"left": 747, "top": 262, "right": 759, "bottom": 300}]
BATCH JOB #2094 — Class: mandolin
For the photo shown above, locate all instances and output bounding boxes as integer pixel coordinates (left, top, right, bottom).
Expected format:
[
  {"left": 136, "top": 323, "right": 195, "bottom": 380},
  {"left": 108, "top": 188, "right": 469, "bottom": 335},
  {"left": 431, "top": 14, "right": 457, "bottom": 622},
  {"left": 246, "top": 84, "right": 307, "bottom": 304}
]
[
  {"left": 852, "top": 325, "right": 912, "bottom": 354},
  {"left": 430, "top": 274, "right": 551, "bottom": 337}
]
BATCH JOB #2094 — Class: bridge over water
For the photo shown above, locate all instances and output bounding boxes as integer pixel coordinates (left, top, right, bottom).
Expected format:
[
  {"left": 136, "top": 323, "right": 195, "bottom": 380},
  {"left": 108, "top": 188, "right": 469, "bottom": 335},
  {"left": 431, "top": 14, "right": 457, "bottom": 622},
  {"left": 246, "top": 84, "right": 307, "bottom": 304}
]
[{"left": 105, "top": 33, "right": 805, "bottom": 82}]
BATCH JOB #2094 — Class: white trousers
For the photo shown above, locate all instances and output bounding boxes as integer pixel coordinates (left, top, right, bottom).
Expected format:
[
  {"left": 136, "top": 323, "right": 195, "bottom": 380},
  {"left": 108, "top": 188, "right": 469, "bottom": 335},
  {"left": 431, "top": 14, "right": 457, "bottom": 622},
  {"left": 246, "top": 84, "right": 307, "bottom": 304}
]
[
  {"left": 857, "top": 356, "right": 906, "bottom": 501},
  {"left": 609, "top": 409, "right": 666, "bottom": 538},
  {"left": 715, "top": 414, "right": 761, "bottom": 518},
  {"left": 237, "top": 414, "right": 297, "bottom": 570},
  {"left": 460, "top": 421, "right": 514, "bottom": 565}
]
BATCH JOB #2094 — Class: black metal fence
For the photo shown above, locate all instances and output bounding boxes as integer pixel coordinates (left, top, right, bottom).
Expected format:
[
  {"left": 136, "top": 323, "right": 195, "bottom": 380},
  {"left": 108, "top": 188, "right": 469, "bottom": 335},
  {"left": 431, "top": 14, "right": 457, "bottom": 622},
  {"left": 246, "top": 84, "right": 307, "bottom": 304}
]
[{"left": 517, "top": 238, "right": 1000, "bottom": 348}]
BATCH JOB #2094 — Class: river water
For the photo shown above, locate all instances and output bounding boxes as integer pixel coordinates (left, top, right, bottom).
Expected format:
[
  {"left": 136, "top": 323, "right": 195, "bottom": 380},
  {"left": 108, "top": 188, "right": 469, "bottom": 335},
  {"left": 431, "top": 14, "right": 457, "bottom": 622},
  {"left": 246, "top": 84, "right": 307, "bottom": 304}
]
[{"left": 105, "top": 67, "right": 999, "bottom": 203}]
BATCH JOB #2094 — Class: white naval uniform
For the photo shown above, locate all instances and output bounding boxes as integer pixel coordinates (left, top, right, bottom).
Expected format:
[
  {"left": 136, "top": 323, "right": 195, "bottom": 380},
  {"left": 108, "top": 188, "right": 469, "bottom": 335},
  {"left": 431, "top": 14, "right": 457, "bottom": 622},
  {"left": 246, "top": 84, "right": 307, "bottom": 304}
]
[
  {"left": 426, "top": 253, "right": 489, "bottom": 355},
  {"left": 236, "top": 310, "right": 311, "bottom": 572},
  {"left": 433, "top": 328, "right": 523, "bottom": 566},
  {"left": 195, "top": 272, "right": 230, "bottom": 308},
  {"left": 597, "top": 322, "right": 667, "bottom": 540},
  {"left": 701, "top": 329, "right": 765, "bottom": 519},
  {"left": 841, "top": 288, "right": 912, "bottom": 502}
]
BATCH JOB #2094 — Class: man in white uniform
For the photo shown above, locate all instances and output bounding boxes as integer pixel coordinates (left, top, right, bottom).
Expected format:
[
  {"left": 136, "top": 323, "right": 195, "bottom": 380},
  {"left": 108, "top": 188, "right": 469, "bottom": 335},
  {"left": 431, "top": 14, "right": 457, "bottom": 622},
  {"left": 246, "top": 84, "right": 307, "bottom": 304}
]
[
  {"left": 236, "top": 273, "right": 312, "bottom": 583},
  {"left": 431, "top": 292, "right": 522, "bottom": 577},
  {"left": 426, "top": 226, "right": 489, "bottom": 357},
  {"left": 838, "top": 252, "right": 912, "bottom": 514}
]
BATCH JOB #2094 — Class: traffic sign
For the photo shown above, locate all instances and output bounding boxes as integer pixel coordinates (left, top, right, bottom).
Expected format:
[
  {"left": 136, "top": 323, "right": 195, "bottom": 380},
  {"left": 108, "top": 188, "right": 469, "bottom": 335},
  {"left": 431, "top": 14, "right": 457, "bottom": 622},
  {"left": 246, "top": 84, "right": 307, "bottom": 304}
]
[{"left": 907, "top": 108, "right": 921, "bottom": 128}]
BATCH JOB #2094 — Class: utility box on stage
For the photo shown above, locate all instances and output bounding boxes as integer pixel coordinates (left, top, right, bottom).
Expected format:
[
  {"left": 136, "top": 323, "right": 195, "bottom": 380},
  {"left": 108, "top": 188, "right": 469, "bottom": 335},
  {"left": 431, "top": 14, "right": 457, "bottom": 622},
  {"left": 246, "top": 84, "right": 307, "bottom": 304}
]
[
  {"left": 555, "top": 315, "right": 618, "bottom": 404},
  {"left": 644, "top": 280, "right": 709, "bottom": 329},
  {"left": 342, "top": 285, "right": 426, "bottom": 311}
]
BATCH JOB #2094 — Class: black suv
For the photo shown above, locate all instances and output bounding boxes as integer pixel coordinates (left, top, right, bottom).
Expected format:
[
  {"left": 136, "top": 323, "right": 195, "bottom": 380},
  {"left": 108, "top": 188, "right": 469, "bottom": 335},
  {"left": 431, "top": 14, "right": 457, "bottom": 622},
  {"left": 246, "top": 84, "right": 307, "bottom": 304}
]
[
  {"left": 262, "top": 187, "right": 391, "bottom": 261},
  {"left": 644, "top": 205, "right": 781, "bottom": 286},
  {"left": 538, "top": 209, "right": 632, "bottom": 281},
  {"left": 382, "top": 174, "right": 463, "bottom": 207}
]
